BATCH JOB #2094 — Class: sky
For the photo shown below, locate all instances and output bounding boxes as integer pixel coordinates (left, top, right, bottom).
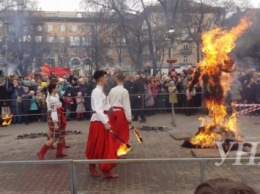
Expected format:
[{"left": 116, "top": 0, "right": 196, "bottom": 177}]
[
  {"left": 37, "top": 0, "right": 260, "bottom": 11},
  {"left": 37, "top": 0, "right": 82, "bottom": 11}
]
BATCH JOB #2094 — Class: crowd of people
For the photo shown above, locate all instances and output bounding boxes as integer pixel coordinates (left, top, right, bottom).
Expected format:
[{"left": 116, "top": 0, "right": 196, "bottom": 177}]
[
  {"left": 0, "top": 67, "right": 259, "bottom": 125},
  {"left": 0, "top": 66, "right": 259, "bottom": 182}
]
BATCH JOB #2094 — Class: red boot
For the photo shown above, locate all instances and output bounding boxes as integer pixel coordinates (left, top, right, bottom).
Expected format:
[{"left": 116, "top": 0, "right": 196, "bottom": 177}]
[
  {"left": 37, "top": 144, "right": 50, "bottom": 160},
  {"left": 47, "top": 136, "right": 56, "bottom": 149},
  {"left": 56, "top": 142, "right": 67, "bottom": 158},
  {"left": 102, "top": 171, "right": 119, "bottom": 179},
  {"left": 89, "top": 164, "right": 100, "bottom": 177},
  {"left": 63, "top": 139, "right": 71, "bottom": 148}
]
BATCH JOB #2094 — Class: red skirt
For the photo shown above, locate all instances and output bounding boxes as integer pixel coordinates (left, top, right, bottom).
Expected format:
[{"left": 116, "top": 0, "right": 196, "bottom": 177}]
[
  {"left": 109, "top": 108, "right": 130, "bottom": 151},
  {"left": 85, "top": 121, "right": 117, "bottom": 171},
  {"left": 48, "top": 107, "right": 67, "bottom": 139}
]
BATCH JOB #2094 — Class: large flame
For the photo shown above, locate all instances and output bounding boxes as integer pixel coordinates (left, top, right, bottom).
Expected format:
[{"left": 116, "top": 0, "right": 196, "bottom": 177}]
[{"left": 190, "top": 18, "right": 251, "bottom": 148}]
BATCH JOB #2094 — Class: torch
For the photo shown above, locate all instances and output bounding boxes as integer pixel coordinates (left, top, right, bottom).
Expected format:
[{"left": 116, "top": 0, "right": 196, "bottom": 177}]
[
  {"left": 108, "top": 129, "right": 131, "bottom": 149},
  {"left": 130, "top": 124, "right": 143, "bottom": 143}
]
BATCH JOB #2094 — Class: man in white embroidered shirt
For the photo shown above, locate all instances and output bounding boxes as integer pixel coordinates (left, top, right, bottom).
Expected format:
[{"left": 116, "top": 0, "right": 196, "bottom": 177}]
[
  {"left": 85, "top": 70, "right": 118, "bottom": 179},
  {"left": 108, "top": 72, "right": 132, "bottom": 157}
]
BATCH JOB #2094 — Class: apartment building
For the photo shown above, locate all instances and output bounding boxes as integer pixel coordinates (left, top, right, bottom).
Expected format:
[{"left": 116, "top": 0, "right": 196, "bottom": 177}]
[{"left": 0, "top": 0, "right": 225, "bottom": 75}]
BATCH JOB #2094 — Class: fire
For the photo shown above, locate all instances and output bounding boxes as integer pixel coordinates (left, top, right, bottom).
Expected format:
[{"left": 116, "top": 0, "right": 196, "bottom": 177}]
[
  {"left": 134, "top": 127, "right": 143, "bottom": 143},
  {"left": 117, "top": 144, "right": 131, "bottom": 156},
  {"left": 2, "top": 114, "right": 13, "bottom": 127},
  {"left": 188, "top": 18, "right": 251, "bottom": 148}
]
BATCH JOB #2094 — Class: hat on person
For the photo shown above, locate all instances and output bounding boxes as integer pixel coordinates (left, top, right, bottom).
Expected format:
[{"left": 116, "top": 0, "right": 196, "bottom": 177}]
[
  {"left": 22, "top": 80, "right": 30, "bottom": 86},
  {"left": 169, "top": 81, "right": 174, "bottom": 85},
  {"left": 59, "top": 78, "right": 64, "bottom": 82},
  {"left": 71, "top": 77, "right": 77, "bottom": 82},
  {"left": 41, "top": 82, "right": 47, "bottom": 88}
]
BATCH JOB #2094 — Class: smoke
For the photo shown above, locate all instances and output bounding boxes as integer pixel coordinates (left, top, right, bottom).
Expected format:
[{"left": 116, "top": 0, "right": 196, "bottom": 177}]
[
  {"left": 8, "top": 63, "right": 17, "bottom": 75},
  {"left": 223, "top": 9, "right": 260, "bottom": 69}
]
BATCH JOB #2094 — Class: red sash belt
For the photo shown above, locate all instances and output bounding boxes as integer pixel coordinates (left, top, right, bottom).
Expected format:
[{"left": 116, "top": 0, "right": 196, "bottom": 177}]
[
  {"left": 93, "top": 111, "right": 108, "bottom": 114},
  {"left": 112, "top": 106, "right": 123, "bottom": 110}
]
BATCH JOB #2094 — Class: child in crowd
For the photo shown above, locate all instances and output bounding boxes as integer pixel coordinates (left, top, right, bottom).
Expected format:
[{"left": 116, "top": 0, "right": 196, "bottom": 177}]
[
  {"left": 29, "top": 91, "right": 39, "bottom": 122},
  {"left": 76, "top": 91, "right": 85, "bottom": 121}
]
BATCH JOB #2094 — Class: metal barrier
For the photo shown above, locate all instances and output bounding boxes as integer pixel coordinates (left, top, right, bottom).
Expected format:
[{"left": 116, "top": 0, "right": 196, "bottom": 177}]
[
  {"left": 1, "top": 93, "right": 258, "bottom": 127},
  {"left": 0, "top": 157, "right": 254, "bottom": 194}
]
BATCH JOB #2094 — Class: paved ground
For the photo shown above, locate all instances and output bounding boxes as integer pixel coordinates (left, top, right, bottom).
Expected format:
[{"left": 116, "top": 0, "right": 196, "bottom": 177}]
[{"left": 0, "top": 112, "right": 260, "bottom": 194}]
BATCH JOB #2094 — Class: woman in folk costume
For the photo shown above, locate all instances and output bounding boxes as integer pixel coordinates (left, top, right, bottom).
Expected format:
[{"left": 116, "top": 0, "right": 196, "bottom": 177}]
[
  {"left": 108, "top": 72, "right": 132, "bottom": 155},
  {"left": 37, "top": 82, "right": 68, "bottom": 160},
  {"left": 85, "top": 70, "right": 118, "bottom": 179},
  {"left": 46, "top": 79, "right": 70, "bottom": 149}
]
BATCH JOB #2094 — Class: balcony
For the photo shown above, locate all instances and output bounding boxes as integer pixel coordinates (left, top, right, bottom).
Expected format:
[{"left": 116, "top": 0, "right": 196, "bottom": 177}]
[
  {"left": 180, "top": 48, "right": 192, "bottom": 55},
  {"left": 179, "top": 63, "right": 194, "bottom": 67}
]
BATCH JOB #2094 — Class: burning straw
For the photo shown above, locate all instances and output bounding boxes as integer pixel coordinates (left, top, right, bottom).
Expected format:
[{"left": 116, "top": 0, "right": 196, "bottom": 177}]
[{"left": 182, "top": 18, "right": 252, "bottom": 149}]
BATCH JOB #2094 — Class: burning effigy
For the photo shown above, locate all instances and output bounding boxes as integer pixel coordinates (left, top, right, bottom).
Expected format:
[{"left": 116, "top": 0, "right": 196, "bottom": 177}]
[{"left": 182, "top": 18, "right": 252, "bottom": 149}]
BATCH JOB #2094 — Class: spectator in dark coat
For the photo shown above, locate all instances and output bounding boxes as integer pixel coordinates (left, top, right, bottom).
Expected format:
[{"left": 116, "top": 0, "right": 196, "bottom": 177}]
[
  {"left": 78, "top": 77, "right": 89, "bottom": 120},
  {"left": 8, "top": 79, "right": 24, "bottom": 124},
  {"left": 132, "top": 75, "right": 146, "bottom": 122},
  {"left": 21, "top": 86, "right": 31, "bottom": 124},
  {"left": 65, "top": 77, "right": 79, "bottom": 119},
  {"left": 0, "top": 78, "right": 9, "bottom": 124}
]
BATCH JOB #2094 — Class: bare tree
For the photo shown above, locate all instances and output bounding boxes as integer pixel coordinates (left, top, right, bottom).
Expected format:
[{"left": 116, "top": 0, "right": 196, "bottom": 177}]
[
  {"left": 155, "top": 0, "right": 253, "bottom": 64},
  {"left": 89, "top": 11, "right": 115, "bottom": 70},
  {"left": 157, "top": 0, "right": 180, "bottom": 27},
  {"left": 81, "top": 0, "right": 144, "bottom": 71},
  {"left": 179, "top": 0, "right": 225, "bottom": 62},
  {"left": 0, "top": 0, "right": 50, "bottom": 75},
  {"left": 0, "top": 0, "right": 27, "bottom": 13}
]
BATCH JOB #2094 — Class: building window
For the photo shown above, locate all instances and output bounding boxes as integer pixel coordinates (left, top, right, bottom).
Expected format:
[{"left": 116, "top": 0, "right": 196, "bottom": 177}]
[
  {"left": 59, "top": 36, "right": 65, "bottom": 43},
  {"left": 183, "top": 43, "right": 189, "bottom": 50},
  {"left": 83, "top": 26, "right": 91, "bottom": 32},
  {"left": 8, "top": 25, "right": 15, "bottom": 32},
  {"left": 107, "top": 48, "right": 113, "bottom": 55},
  {"left": 70, "top": 36, "right": 80, "bottom": 46},
  {"left": 36, "top": 25, "right": 42, "bottom": 31},
  {"left": 183, "top": 56, "right": 188, "bottom": 63},
  {"left": 60, "top": 25, "right": 65, "bottom": 32},
  {"left": 59, "top": 47, "right": 65, "bottom": 53},
  {"left": 0, "top": 22, "right": 3, "bottom": 28},
  {"left": 108, "top": 26, "right": 113, "bottom": 32},
  {"left": 23, "top": 36, "right": 31, "bottom": 42},
  {"left": 71, "top": 25, "right": 78, "bottom": 32},
  {"left": 83, "top": 47, "right": 89, "bottom": 53},
  {"left": 72, "top": 48, "right": 79, "bottom": 54},
  {"left": 35, "top": 36, "right": 42, "bottom": 42},
  {"left": 47, "top": 25, "right": 53, "bottom": 32},
  {"left": 47, "top": 36, "right": 54, "bottom": 43},
  {"left": 82, "top": 37, "right": 91, "bottom": 46}
]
